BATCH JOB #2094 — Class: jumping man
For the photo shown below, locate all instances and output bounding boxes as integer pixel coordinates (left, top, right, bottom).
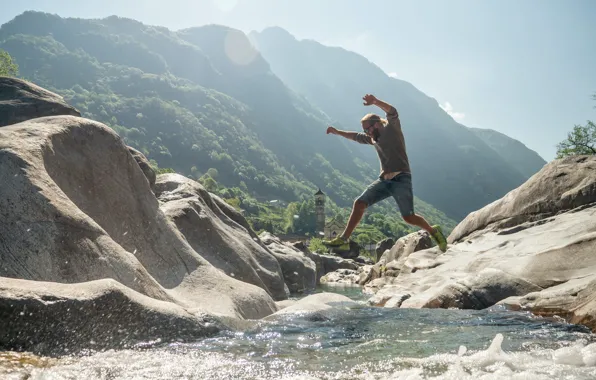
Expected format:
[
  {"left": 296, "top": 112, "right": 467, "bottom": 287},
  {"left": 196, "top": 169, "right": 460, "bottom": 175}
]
[{"left": 322, "top": 94, "right": 448, "bottom": 252}]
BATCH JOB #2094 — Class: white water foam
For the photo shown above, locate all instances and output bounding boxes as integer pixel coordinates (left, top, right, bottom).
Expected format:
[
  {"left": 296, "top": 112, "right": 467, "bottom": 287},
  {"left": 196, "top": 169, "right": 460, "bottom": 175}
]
[{"left": 2, "top": 334, "right": 596, "bottom": 379}]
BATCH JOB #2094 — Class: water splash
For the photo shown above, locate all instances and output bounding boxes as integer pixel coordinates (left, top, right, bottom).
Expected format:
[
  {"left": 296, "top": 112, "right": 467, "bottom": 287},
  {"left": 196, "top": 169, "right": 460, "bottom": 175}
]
[
  {"left": 3, "top": 332, "right": 596, "bottom": 379},
  {"left": 2, "top": 289, "right": 595, "bottom": 379}
]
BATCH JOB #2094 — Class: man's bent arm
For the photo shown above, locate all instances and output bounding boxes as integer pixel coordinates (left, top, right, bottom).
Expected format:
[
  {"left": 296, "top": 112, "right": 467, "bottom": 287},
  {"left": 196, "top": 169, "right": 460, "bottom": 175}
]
[
  {"left": 372, "top": 97, "right": 395, "bottom": 114},
  {"left": 363, "top": 94, "right": 399, "bottom": 126},
  {"left": 363, "top": 93, "right": 397, "bottom": 115}
]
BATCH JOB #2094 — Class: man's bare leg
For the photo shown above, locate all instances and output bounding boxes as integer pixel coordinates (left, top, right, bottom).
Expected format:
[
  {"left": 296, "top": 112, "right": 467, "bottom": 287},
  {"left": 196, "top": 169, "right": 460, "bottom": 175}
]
[
  {"left": 403, "top": 213, "right": 448, "bottom": 252},
  {"left": 403, "top": 213, "right": 435, "bottom": 235},
  {"left": 340, "top": 200, "right": 368, "bottom": 240}
]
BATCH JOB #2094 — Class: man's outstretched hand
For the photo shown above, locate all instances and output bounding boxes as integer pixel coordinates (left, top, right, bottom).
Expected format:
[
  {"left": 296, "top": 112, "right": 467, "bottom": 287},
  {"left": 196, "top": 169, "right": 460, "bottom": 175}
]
[
  {"left": 326, "top": 125, "right": 338, "bottom": 135},
  {"left": 362, "top": 94, "right": 378, "bottom": 106}
]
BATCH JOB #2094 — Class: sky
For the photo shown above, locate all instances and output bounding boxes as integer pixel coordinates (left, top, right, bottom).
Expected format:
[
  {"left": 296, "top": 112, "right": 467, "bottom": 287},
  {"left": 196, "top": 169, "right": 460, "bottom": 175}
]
[{"left": 2, "top": 0, "right": 595, "bottom": 161}]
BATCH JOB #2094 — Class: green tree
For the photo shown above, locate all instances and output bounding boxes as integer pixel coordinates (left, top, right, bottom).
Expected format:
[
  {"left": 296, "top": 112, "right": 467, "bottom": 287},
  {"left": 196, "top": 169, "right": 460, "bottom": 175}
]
[
  {"left": 156, "top": 167, "right": 176, "bottom": 174},
  {"left": 224, "top": 197, "right": 241, "bottom": 210},
  {"left": 207, "top": 168, "right": 219, "bottom": 179},
  {"left": 201, "top": 176, "right": 218, "bottom": 192},
  {"left": 294, "top": 199, "right": 317, "bottom": 234},
  {"left": 556, "top": 93, "right": 596, "bottom": 158},
  {"left": 354, "top": 233, "right": 372, "bottom": 246},
  {"left": 556, "top": 121, "right": 596, "bottom": 158},
  {"left": 0, "top": 49, "right": 18, "bottom": 77},
  {"left": 308, "top": 238, "right": 329, "bottom": 254},
  {"left": 283, "top": 202, "right": 300, "bottom": 233}
]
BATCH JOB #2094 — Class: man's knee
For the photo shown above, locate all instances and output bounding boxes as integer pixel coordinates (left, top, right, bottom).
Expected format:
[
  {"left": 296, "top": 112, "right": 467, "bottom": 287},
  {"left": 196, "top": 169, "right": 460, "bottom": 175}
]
[{"left": 354, "top": 199, "right": 368, "bottom": 211}]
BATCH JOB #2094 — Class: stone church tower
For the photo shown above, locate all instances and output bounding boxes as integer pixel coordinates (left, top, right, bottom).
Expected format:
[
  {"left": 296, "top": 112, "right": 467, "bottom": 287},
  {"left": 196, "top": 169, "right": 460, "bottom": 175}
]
[{"left": 314, "top": 188, "right": 326, "bottom": 234}]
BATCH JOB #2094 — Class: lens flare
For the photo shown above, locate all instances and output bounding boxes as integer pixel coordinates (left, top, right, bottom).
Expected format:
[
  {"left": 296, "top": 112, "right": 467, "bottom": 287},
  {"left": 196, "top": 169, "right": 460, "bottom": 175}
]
[{"left": 224, "top": 29, "right": 259, "bottom": 66}]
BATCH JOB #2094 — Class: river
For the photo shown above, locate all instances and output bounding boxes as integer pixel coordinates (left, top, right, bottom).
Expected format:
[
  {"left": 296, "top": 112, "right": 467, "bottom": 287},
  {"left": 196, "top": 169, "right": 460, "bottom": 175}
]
[{"left": 2, "top": 284, "right": 596, "bottom": 379}]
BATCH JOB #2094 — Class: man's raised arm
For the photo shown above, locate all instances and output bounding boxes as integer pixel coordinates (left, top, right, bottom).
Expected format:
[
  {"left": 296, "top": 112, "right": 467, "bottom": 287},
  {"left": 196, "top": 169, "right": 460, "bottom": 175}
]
[{"left": 363, "top": 93, "right": 399, "bottom": 122}]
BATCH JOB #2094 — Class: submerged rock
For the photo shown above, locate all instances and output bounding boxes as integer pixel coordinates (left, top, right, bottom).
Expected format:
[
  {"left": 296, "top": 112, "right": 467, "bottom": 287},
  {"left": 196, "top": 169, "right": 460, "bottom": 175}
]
[{"left": 264, "top": 292, "right": 359, "bottom": 322}]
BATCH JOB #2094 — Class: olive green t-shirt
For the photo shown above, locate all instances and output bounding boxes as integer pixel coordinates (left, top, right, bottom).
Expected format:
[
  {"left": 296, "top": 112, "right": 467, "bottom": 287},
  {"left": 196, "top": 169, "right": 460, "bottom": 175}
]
[{"left": 353, "top": 107, "right": 411, "bottom": 177}]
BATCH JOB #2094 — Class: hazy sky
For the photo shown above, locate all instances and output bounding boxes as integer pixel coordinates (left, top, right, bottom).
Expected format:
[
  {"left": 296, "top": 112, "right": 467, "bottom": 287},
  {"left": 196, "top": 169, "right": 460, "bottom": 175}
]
[{"left": 2, "top": 0, "right": 595, "bottom": 160}]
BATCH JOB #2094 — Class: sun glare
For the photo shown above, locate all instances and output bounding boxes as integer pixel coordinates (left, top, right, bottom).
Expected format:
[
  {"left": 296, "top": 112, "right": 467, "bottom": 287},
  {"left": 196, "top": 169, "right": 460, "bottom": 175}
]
[
  {"left": 212, "top": 0, "right": 238, "bottom": 13},
  {"left": 224, "top": 29, "right": 259, "bottom": 66}
]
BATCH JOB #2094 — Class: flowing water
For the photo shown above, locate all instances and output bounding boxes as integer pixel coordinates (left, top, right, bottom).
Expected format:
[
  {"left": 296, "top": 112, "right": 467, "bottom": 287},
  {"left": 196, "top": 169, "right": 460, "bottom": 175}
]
[{"left": 2, "top": 284, "right": 596, "bottom": 379}]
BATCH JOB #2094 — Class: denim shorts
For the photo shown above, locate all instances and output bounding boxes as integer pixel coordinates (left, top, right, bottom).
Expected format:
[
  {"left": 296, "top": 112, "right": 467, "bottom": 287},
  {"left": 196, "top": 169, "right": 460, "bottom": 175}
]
[{"left": 356, "top": 173, "right": 414, "bottom": 217}]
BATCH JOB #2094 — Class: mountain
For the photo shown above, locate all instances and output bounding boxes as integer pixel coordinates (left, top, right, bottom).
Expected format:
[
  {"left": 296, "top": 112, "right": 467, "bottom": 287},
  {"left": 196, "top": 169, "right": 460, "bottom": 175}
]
[
  {"left": 249, "top": 27, "right": 537, "bottom": 220},
  {"left": 0, "top": 11, "right": 455, "bottom": 234},
  {"left": 469, "top": 127, "right": 546, "bottom": 178}
]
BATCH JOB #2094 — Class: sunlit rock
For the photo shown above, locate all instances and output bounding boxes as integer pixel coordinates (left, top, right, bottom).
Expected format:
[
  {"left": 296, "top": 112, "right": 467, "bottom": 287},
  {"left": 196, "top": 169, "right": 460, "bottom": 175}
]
[
  {"left": 155, "top": 174, "right": 287, "bottom": 300},
  {"left": 258, "top": 232, "right": 316, "bottom": 294},
  {"left": 0, "top": 277, "right": 221, "bottom": 355},
  {"left": 0, "top": 114, "right": 279, "bottom": 354},
  {"left": 366, "top": 156, "right": 596, "bottom": 333},
  {"left": 0, "top": 77, "right": 80, "bottom": 127}
]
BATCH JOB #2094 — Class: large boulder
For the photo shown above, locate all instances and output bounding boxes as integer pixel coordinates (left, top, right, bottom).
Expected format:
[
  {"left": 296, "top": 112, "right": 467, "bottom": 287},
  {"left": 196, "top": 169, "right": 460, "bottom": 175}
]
[
  {"left": 358, "top": 231, "right": 433, "bottom": 287},
  {"left": 0, "top": 77, "right": 80, "bottom": 127},
  {"left": 127, "top": 146, "right": 157, "bottom": 191},
  {"left": 375, "top": 238, "right": 394, "bottom": 262},
  {"left": 0, "top": 115, "right": 278, "bottom": 338},
  {"left": 154, "top": 175, "right": 288, "bottom": 300},
  {"left": 379, "top": 230, "right": 434, "bottom": 266},
  {"left": 449, "top": 155, "right": 596, "bottom": 243},
  {"left": 368, "top": 204, "right": 596, "bottom": 312},
  {"left": 258, "top": 232, "right": 316, "bottom": 294},
  {"left": 0, "top": 277, "right": 221, "bottom": 355}
]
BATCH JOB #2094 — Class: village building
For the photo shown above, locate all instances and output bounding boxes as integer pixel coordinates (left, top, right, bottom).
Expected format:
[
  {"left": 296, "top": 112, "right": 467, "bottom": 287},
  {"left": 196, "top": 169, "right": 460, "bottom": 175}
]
[
  {"left": 314, "top": 187, "right": 346, "bottom": 239},
  {"left": 278, "top": 187, "right": 346, "bottom": 245},
  {"left": 323, "top": 216, "right": 346, "bottom": 240}
]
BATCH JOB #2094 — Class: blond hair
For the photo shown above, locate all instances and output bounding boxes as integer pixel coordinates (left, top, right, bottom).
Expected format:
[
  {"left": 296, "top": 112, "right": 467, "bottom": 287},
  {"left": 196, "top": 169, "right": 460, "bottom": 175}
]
[{"left": 361, "top": 113, "right": 388, "bottom": 126}]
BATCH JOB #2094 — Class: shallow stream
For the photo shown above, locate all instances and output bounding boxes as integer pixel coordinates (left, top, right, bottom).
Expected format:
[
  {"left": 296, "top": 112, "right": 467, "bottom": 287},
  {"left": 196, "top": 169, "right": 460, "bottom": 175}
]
[{"left": 2, "top": 284, "right": 596, "bottom": 379}]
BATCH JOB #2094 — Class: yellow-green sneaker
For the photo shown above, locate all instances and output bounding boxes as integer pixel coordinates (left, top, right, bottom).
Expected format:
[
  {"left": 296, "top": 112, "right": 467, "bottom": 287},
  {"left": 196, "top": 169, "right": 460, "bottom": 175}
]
[
  {"left": 431, "top": 225, "right": 448, "bottom": 252},
  {"left": 322, "top": 236, "right": 350, "bottom": 251}
]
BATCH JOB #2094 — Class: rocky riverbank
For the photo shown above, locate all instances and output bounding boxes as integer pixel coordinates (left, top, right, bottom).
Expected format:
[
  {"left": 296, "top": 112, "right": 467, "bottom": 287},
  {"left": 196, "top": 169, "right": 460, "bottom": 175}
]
[
  {"left": 1, "top": 77, "right": 594, "bottom": 358},
  {"left": 323, "top": 154, "right": 596, "bottom": 332}
]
